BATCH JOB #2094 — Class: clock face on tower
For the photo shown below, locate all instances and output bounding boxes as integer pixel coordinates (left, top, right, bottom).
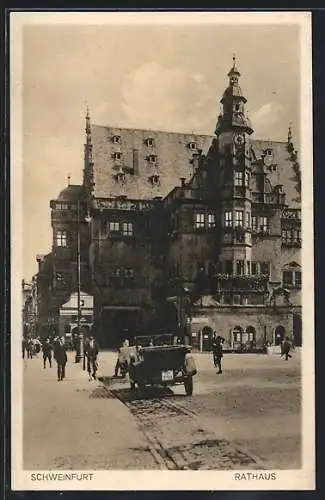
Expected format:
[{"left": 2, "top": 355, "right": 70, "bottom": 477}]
[{"left": 233, "top": 133, "right": 245, "bottom": 146}]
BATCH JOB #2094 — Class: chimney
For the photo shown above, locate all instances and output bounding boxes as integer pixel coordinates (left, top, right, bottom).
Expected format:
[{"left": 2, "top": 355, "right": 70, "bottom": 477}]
[
  {"left": 180, "top": 177, "right": 186, "bottom": 188},
  {"left": 133, "top": 148, "right": 139, "bottom": 175}
]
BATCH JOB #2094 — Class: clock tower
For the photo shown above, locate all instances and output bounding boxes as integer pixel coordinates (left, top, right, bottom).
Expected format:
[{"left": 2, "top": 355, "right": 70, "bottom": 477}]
[{"left": 215, "top": 58, "right": 254, "bottom": 280}]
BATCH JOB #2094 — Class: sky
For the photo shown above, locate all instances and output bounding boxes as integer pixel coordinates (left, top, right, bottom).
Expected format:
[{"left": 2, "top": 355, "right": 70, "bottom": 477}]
[{"left": 21, "top": 17, "right": 301, "bottom": 281}]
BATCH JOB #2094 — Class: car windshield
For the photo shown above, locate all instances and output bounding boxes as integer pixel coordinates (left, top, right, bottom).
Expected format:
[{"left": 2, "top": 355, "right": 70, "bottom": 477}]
[{"left": 134, "top": 334, "right": 182, "bottom": 347}]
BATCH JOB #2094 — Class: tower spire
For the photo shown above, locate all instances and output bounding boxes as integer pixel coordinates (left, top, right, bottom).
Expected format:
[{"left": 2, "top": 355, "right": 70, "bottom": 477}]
[
  {"left": 83, "top": 104, "right": 94, "bottom": 192},
  {"left": 85, "top": 104, "right": 92, "bottom": 144},
  {"left": 215, "top": 59, "right": 253, "bottom": 136}
]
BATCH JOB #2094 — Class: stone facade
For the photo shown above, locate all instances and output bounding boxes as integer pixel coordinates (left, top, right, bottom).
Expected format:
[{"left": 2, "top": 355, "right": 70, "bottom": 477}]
[{"left": 34, "top": 60, "right": 302, "bottom": 348}]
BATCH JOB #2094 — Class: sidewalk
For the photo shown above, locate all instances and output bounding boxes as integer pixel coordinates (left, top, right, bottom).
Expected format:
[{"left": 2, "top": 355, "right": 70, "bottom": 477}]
[{"left": 23, "top": 352, "right": 159, "bottom": 470}]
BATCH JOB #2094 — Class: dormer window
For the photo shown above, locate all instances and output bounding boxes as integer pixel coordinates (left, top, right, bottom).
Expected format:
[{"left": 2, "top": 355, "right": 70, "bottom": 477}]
[
  {"left": 188, "top": 142, "right": 197, "bottom": 151},
  {"left": 145, "top": 138, "right": 155, "bottom": 147},
  {"left": 112, "top": 135, "right": 121, "bottom": 144},
  {"left": 149, "top": 174, "right": 160, "bottom": 186},
  {"left": 147, "top": 154, "right": 157, "bottom": 163},
  {"left": 113, "top": 151, "right": 122, "bottom": 161}
]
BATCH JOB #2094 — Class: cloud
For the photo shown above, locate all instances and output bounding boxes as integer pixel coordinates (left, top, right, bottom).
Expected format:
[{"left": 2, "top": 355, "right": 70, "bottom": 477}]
[
  {"left": 251, "top": 102, "right": 286, "bottom": 140},
  {"left": 121, "top": 62, "right": 215, "bottom": 133}
]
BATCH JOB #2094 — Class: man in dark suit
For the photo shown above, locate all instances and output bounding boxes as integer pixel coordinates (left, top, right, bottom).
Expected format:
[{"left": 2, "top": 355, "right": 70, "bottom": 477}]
[
  {"left": 84, "top": 335, "right": 99, "bottom": 380},
  {"left": 42, "top": 338, "right": 53, "bottom": 368},
  {"left": 211, "top": 333, "right": 224, "bottom": 374},
  {"left": 53, "top": 336, "right": 68, "bottom": 381}
]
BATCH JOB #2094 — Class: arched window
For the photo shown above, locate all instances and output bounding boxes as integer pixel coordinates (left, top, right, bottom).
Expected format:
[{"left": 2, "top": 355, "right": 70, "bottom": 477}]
[
  {"left": 246, "top": 326, "right": 256, "bottom": 342},
  {"left": 233, "top": 325, "right": 243, "bottom": 343}
]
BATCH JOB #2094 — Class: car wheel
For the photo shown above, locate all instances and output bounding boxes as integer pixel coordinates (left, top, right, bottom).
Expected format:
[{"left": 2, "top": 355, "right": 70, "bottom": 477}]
[
  {"left": 138, "top": 382, "right": 145, "bottom": 399},
  {"left": 184, "top": 376, "right": 193, "bottom": 396}
]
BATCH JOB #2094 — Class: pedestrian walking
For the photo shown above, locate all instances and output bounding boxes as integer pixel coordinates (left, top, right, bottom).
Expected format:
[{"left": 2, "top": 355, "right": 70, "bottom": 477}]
[
  {"left": 84, "top": 335, "right": 99, "bottom": 381},
  {"left": 42, "top": 338, "right": 52, "bottom": 369},
  {"left": 53, "top": 336, "right": 68, "bottom": 381},
  {"left": 282, "top": 337, "right": 293, "bottom": 361},
  {"left": 211, "top": 333, "right": 224, "bottom": 374}
]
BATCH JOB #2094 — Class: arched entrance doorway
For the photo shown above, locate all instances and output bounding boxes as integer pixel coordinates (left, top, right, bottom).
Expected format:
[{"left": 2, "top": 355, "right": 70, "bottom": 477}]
[
  {"left": 274, "top": 325, "right": 285, "bottom": 346},
  {"left": 200, "top": 325, "right": 213, "bottom": 351},
  {"left": 233, "top": 325, "right": 244, "bottom": 350},
  {"left": 246, "top": 326, "right": 257, "bottom": 349}
]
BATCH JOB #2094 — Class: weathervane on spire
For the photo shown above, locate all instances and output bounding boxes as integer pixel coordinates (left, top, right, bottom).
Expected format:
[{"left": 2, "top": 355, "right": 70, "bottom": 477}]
[{"left": 67, "top": 173, "right": 71, "bottom": 186}]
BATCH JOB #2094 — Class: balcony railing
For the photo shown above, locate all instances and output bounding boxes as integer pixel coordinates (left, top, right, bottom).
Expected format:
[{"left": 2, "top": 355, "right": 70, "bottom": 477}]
[
  {"left": 214, "top": 273, "right": 269, "bottom": 292},
  {"left": 252, "top": 192, "right": 286, "bottom": 205}
]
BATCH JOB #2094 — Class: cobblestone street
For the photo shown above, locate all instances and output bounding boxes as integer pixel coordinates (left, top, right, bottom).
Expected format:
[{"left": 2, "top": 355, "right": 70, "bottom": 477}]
[{"left": 23, "top": 350, "right": 301, "bottom": 470}]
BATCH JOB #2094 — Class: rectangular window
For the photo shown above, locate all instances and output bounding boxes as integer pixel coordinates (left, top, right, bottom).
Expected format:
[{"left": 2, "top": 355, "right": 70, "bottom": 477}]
[
  {"left": 293, "top": 229, "right": 301, "bottom": 243},
  {"left": 236, "top": 260, "right": 244, "bottom": 275},
  {"left": 283, "top": 271, "right": 293, "bottom": 287},
  {"left": 235, "top": 210, "right": 244, "bottom": 227},
  {"left": 295, "top": 271, "right": 302, "bottom": 288},
  {"left": 282, "top": 229, "right": 291, "bottom": 243},
  {"left": 56, "top": 230, "right": 67, "bottom": 247},
  {"left": 259, "top": 216, "right": 269, "bottom": 233},
  {"left": 124, "top": 268, "right": 134, "bottom": 279},
  {"left": 251, "top": 216, "right": 258, "bottom": 232},
  {"left": 113, "top": 135, "right": 121, "bottom": 144},
  {"left": 207, "top": 213, "right": 216, "bottom": 228},
  {"left": 251, "top": 262, "right": 257, "bottom": 275},
  {"left": 225, "top": 260, "right": 233, "bottom": 274},
  {"left": 224, "top": 211, "right": 233, "bottom": 227},
  {"left": 145, "top": 138, "right": 154, "bottom": 147},
  {"left": 246, "top": 212, "right": 251, "bottom": 228},
  {"left": 260, "top": 262, "right": 270, "bottom": 275},
  {"left": 122, "top": 222, "right": 133, "bottom": 236},
  {"left": 247, "top": 261, "right": 251, "bottom": 274},
  {"left": 234, "top": 171, "right": 244, "bottom": 186},
  {"left": 113, "top": 152, "right": 122, "bottom": 160},
  {"left": 111, "top": 268, "right": 121, "bottom": 279},
  {"left": 56, "top": 203, "right": 68, "bottom": 210},
  {"left": 195, "top": 212, "right": 205, "bottom": 229},
  {"left": 109, "top": 221, "right": 120, "bottom": 232}
]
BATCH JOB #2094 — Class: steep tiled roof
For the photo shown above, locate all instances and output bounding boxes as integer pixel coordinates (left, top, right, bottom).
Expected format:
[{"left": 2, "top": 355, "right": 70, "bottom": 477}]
[
  {"left": 251, "top": 140, "right": 301, "bottom": 209},
  {"left": 91, "top": 125, "right": 300, "bottom": 209}
]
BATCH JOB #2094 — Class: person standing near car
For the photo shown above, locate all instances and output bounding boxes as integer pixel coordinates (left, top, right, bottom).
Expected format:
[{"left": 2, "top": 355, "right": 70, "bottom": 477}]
[{"left": 54, "top": 336, "right": 68, "bottom": 381}]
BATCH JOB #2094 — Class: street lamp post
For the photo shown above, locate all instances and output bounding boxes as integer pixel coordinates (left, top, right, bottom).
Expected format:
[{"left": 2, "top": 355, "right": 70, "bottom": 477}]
[{"left": 75, "top": 200, "right": 84, "bottom": 367}]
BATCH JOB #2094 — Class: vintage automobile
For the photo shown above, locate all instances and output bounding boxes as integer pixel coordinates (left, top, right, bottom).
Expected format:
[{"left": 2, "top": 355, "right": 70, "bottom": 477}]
[{"left": 128, "top": 334, "right": 197, "bottom": 397}]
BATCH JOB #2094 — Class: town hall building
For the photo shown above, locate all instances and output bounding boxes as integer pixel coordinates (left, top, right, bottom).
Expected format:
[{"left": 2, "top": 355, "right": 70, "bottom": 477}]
[{"left": 33, "top": 59, "right": 302, "bottom": 348}]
